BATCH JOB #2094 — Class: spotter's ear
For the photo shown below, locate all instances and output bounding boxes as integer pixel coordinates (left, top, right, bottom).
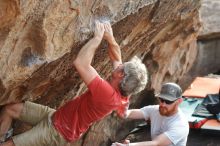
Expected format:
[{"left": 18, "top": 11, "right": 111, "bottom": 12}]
[{"left": 178, "top": 98, "right": 183, "bottom": 103}]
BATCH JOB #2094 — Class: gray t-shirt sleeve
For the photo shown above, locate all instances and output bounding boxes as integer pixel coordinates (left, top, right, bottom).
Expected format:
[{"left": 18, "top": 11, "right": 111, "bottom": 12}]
[{"left": 140, "top": 105, "right": 157, "bottom": 120}]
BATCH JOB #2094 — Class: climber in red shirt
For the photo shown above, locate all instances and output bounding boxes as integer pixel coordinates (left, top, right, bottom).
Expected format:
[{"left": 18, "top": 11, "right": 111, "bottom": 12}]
[{"left": 0, "top": 21, "right": 148, "bottom": 146}]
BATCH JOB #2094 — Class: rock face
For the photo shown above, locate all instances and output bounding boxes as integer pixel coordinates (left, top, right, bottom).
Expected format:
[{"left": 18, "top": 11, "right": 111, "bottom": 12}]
[
  {"left": 199, "top": 0, "right": 220, "bottom": 39},
  {"left": 180, "top": 0, "right": 220, "bottom": 88},
  {"left": 0, "top": 0, "right": 201, "bottom": 145},
  {"left": 196, "top": 0, "right": 220, "bottom": 76}
]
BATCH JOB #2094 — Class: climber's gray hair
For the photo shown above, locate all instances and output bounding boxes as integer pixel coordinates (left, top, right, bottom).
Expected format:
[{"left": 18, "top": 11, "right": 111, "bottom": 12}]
[{"left": 119, "top": 56, "right": 148, "bottom": 96}]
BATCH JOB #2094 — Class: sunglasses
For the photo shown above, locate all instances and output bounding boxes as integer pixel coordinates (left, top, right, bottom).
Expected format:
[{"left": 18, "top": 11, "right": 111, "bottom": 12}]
[{"left": 158, "top": 98, "right": 175, "bottom": 105}]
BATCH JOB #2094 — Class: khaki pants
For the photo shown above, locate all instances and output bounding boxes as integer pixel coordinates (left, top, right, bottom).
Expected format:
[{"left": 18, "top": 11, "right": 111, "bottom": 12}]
[{"left": 12, "top": 101, "right": 68, "bottom": 146}]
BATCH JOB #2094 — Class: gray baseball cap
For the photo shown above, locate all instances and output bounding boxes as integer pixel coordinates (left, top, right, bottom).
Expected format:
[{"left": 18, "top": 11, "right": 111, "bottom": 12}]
[{"left": 156, "top": 83, "right": 182, "bottom": 101}]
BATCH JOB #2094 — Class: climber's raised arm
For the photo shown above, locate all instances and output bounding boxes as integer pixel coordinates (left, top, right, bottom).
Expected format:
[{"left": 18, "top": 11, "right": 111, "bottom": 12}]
[
  {"left": 73, "top": 21, "right": 105, "bottom": 85},
  {"left": 103, "top": 22, "right": 122, "bottom": 69}
]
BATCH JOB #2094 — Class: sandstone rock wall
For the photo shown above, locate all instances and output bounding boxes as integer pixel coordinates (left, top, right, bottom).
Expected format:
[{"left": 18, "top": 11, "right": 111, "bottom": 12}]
[{"left": 0, "top": 0, "right": 158, "bottom": 105}]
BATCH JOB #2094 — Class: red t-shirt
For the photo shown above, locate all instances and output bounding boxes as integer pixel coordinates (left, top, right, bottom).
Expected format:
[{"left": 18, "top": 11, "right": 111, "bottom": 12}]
[{"left": 53, "top": 76, "right": 128, "bottom": 142}]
